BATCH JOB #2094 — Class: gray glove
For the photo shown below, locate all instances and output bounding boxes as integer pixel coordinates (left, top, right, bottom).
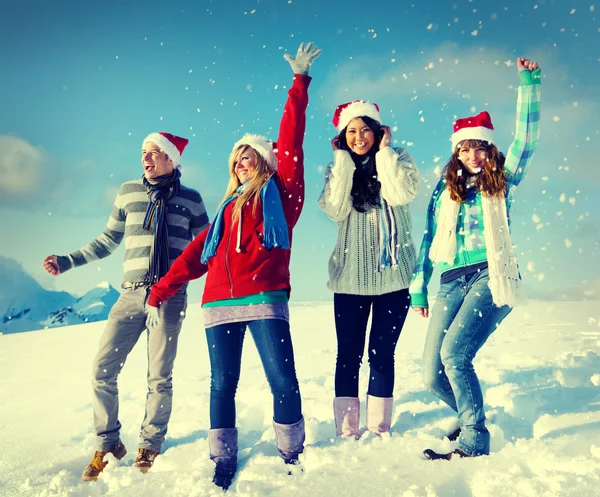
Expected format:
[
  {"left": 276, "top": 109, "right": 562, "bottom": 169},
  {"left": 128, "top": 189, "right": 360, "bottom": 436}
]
[
  {"left": 284, "top": 42, "right": 322, "bottom": 75},
  {"left": 146, "top": 304, "right": 160, "bottom": 329}
]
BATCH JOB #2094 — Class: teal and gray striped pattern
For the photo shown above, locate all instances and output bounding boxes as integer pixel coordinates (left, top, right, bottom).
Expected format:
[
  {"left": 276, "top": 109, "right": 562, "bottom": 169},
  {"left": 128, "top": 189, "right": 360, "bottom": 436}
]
[{"left": 57, "top": 179, "right": 209, "bottom": 283}]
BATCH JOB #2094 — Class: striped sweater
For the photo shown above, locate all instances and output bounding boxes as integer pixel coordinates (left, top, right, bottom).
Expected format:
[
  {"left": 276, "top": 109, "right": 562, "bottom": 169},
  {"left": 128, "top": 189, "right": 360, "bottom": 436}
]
[
  {"left": 409, "top": 69, "right": 542, "bottom": 308},
  {"left": 57, "top": 179, "right": 209, "bottom": 284},
  {"left": 318, "top": 146, "right": 421, "bottom": 296}
]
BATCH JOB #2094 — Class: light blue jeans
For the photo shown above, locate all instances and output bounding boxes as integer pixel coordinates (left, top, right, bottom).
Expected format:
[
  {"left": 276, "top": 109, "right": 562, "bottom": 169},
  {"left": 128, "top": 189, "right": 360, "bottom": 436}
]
[
  {"left": 422, "top": 268, "right": 511, "bottom": 456},
  {"left": 91, "top": 286, "right": 187, "bottom": 452}
]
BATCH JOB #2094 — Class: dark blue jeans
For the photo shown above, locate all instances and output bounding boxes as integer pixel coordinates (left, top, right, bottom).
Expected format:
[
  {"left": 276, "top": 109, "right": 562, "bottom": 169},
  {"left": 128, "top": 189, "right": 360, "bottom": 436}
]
[
  {"left": 205, "top": 319, "right": 302, "bottom": 429},
  {"left": 334, "top": 289, "right": 410, "bottom": 398}
]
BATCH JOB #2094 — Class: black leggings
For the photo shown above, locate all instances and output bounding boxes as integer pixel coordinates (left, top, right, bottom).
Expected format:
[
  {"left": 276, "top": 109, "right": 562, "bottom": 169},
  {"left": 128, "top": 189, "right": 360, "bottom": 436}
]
[{"left": 334, "top": 289, "right": 410, "bottom": 398}]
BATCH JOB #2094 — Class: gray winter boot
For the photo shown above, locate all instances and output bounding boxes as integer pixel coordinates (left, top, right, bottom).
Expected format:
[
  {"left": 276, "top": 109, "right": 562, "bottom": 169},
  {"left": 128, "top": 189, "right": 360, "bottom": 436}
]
[
  {"left": 209, "top": 428, "right": 238, "bottom": 491},
  {"left": 366, "top": 395, "right": 393, "bottom": 435},
  {"left": 333, "top": 397, "right": 360, "bottom": 439},
  {"left": 273, "top": 417, "right": 305, "bottom": 465}
]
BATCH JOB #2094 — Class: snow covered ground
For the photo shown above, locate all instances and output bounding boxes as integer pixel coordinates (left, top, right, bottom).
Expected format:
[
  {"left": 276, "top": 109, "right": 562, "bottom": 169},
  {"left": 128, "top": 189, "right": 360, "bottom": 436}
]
[{"left": 2, "top": 300, "right": 600, "bottom": 497}]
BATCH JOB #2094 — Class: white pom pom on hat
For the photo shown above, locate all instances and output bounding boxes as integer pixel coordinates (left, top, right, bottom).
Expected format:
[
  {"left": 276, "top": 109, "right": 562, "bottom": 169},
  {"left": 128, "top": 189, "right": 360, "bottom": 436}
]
[
  {"left": 450, "top": 111, "right": 495, "bottom": 151},
  {"left": 143, "top": 132, "right": 189, "bottom": 167},
  {"left": 231, "top": 133, "right": 278, "bottom": 171}
]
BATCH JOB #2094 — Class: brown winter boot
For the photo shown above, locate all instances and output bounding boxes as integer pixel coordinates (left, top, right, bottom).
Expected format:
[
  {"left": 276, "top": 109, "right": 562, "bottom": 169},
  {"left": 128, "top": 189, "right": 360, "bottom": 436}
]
[
  {"left": 134, "top": 448, "right": 159, "bottom": 473},
  {"left": 81, "top": 441, "right": 127, "bottom": 481}
]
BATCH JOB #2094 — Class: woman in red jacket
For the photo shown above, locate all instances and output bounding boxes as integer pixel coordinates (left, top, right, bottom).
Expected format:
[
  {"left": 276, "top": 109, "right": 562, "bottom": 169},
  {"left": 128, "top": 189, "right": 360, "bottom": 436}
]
[{"left": 146, "top": 42, "right": 320, "bottom": 490}]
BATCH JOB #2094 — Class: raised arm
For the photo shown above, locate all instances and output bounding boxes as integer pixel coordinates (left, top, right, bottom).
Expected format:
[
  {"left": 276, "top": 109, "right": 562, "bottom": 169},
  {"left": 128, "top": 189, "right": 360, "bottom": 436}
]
[
  {"left": 42, "top": 187, "right": 126, "bottom": 276},
  {"left": 504, "top": 58, "right": 542, "bottom": 187},
  {"left": 275, "top": 42, "right": 321, "bottom": 228}
]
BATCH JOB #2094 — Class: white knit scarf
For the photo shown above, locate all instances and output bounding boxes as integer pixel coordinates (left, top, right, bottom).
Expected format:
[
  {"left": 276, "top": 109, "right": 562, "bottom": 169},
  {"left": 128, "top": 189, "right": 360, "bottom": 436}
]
[{"left": 429, "top": 187, "right": 522, "bottom": 307}]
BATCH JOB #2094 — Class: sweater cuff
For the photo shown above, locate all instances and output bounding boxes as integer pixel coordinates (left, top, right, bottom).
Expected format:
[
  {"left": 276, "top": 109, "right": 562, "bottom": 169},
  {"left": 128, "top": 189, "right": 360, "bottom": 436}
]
[
  {"left": 292, "top": 73, "right": 312, "bottom": 89},
  {"left": 56, "top": 255, "right": 72, "bottom": 274},
  {"left": 332, "top": 150, "right": 355, "bottom": 173},
  {"left": 409, "top": 292, "right": 429, "bottom": 309},
  {"left": 375, "top": 146, "right": 397, "bottom": 166},
  {"left": 375, "top": 146, "right": 399, "bottom": 186},
  {"left": 147, "top": 291, "right": 163, "bottom": 308},
  {"left": 518, "top": 68, "right": 541, "bottom": 86}
]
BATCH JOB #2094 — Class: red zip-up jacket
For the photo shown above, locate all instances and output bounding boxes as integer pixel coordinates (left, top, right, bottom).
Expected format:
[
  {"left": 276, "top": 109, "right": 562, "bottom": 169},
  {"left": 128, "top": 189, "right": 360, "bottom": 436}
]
[{"left": 147, "top": 74, "right": 310, "bottom": 308}]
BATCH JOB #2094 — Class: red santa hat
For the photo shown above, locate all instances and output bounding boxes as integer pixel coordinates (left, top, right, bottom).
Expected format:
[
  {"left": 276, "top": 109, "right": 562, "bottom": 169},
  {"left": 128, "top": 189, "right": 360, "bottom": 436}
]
[
  {"left": 143, "top": 132, "right": 189, "bottom": 167},
  {"left": 332, "top": 100, "right": 382, "bottom": 132},
  {"left": 232, "top": 133, "right": 278, "bottom": 171},
  {"left": 451, "top": 111, "right": 495, "bottom": 151}
]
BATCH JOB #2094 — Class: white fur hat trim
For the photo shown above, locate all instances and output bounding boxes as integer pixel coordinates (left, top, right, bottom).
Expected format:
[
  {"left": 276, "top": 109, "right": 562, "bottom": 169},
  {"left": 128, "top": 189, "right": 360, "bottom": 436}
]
[
  {"left": 232, "top": 133, "right": 278, "bottom": 171},
  {"left": 450, "top": 126, "right": 495, "bottom": 152},
  {"left": 143, "top": 133, "right": 181, "bottom": 166},
  {"left": 336, "top": 101, "right": 382, "bottom": 131}
]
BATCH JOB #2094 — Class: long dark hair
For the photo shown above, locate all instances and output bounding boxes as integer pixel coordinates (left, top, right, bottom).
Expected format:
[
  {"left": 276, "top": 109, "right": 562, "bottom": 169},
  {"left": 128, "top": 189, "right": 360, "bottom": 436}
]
[
  {"left": 442, "top": 139, "right": 507, "bottom": 202},
  {"left": 338, "top": 116, "right": 383, "bottom": 212}
]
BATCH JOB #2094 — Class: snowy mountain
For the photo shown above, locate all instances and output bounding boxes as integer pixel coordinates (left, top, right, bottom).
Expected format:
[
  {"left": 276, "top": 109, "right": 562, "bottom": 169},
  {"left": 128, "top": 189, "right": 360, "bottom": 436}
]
[{"left": 0, "top": 256, "right": 119, "bottom": 334}]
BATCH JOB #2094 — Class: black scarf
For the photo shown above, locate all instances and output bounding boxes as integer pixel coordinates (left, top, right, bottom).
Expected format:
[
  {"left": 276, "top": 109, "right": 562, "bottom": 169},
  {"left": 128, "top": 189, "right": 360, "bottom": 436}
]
[{"left": 142, "top": 169, "right": 181, "bottom": 285}]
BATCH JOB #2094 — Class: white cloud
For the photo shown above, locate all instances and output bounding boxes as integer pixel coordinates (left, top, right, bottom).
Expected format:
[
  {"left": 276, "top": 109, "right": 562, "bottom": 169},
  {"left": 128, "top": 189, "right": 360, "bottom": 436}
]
[
  {"left": 321, "top": 43, "right": 597, "bottom": 120},
  {"left": 0, "top": 134, "right": 226, "bottom": 216},
  {"left": 0, "top": 135, "right": 117, "bottom": 214},
  {"left": 320, "top": 43, "right": 526, "bottom": 109},
  {"left": 319, "top": 42, "right": 599, "bottom": 189},
  {"left": 0, "top": 136, "right": 45, "bottom": 195}
]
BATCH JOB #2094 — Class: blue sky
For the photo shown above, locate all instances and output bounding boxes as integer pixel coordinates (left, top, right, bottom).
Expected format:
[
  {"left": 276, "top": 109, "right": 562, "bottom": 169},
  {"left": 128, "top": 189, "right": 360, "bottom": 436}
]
[{"left": 1, "top": 0, "right": 598, "bottom": 303}]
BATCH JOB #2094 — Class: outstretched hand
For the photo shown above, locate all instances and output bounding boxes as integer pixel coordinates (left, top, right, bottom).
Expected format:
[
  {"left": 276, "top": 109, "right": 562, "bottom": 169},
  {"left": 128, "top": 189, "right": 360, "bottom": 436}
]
[
  {"left": 146, "top": 304, "right": 160, "bottom": 329},
  {"left": 284, "top": 42, "right": 322, "bottom": 75},
  {"left": 517, "top": 58, "right": 540, "bottom": 73},
  {"left": 42, "top": 255, "right": 61, "bottom": 276}
]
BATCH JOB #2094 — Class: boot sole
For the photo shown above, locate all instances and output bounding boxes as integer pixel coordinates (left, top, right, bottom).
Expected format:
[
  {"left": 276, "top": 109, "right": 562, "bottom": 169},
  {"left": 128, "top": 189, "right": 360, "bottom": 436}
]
[
  {"left": 423, "top": 449, "right": 452, "bottom": 461},
  {"left": 81, "top": 474, "right": 99, "bottom": 482}
]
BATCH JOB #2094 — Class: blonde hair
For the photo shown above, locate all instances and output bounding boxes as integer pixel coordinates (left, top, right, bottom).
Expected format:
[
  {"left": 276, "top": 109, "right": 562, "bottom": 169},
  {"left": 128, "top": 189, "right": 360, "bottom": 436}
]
[{"left": 221, "top": 145, "right": 272, "bottom": 222}]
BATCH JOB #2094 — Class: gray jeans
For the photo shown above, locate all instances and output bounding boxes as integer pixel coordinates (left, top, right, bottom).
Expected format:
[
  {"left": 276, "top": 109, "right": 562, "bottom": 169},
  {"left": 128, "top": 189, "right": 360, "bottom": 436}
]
[{"left": 91, "top": 286, "right": 187, "bottom": 452}]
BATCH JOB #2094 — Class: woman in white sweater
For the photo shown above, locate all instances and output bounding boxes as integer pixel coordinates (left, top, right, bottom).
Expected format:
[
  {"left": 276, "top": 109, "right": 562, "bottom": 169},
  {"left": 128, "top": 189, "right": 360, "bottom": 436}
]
[{"left": 318, "top": 100, "right": 421, "bottom": 438}]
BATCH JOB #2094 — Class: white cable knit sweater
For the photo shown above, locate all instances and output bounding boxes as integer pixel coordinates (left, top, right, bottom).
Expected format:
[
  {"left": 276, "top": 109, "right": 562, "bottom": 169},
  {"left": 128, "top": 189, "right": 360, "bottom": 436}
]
[{"left": 318, "top": 147, "right": 421, "bottom": 295}]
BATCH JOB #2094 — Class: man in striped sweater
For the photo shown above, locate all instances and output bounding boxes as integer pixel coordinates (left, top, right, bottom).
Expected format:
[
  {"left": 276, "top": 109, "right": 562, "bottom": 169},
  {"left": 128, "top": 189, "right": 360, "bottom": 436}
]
[{"left": 42, "top": 132, "right": 209, "bottom": 480}]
